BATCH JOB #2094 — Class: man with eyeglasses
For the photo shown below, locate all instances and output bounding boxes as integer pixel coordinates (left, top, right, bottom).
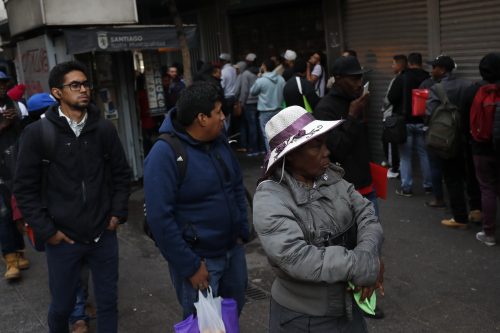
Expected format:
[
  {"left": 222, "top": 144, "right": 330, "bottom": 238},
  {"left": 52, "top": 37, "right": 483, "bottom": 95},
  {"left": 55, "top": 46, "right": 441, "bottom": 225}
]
[{"left": 14, "top": 61, "right": 131, "bottom": 333}]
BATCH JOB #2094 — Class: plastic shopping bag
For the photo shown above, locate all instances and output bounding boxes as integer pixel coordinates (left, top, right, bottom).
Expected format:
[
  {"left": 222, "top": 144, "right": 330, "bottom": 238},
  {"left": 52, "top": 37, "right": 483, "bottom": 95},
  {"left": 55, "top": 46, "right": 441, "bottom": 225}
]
[{"left": 194, "top": 288, "right": 226, "bottom": 333}]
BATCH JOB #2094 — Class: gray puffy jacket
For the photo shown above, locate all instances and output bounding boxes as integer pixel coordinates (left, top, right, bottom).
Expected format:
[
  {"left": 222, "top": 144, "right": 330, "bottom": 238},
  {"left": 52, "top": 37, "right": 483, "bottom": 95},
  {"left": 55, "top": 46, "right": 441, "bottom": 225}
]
[{"left": 253, "top": 164, "right": 383, "bottom": 317}]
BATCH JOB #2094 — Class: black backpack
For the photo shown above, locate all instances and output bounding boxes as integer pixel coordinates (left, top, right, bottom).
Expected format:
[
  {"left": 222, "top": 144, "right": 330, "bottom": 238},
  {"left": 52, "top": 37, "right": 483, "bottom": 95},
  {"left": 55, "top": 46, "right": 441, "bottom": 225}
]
[
  {"left": 425, "top": 83, "right": 461, "bottom": 159},
  {"left": 142, "top": 132, "right": 187, "bottom": 242}
]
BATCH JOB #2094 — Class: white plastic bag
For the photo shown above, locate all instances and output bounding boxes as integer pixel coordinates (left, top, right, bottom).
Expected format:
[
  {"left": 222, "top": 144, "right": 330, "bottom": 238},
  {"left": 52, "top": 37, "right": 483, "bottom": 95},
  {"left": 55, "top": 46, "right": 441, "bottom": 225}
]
[{"left": 194, "top": 287, "right": 226, "bottom": 333}]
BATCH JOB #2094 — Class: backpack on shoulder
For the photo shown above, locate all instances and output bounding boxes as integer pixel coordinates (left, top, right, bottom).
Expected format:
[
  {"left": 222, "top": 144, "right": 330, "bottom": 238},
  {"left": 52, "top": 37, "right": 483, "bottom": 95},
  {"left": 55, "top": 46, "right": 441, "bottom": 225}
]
[
  {"left": 143, "top": 132, "right": 187, "bottom": 243},
  {"left": 425, "top": 83, "right": 461, "bottom": 159},
  {"left": 470, "top": 83, "right": 500, "bottom": 150}
]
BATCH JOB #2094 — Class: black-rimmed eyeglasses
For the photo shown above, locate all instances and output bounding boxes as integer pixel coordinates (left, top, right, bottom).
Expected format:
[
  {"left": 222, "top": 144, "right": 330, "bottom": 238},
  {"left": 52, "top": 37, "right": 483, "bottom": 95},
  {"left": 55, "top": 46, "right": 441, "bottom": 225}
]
[{"left": 61, "top": 81, "right": 93, "bottom": 91}]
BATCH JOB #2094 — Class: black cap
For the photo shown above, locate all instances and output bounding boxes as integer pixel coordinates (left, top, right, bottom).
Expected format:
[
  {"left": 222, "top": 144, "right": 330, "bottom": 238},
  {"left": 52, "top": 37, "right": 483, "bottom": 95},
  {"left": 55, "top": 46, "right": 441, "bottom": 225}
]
[
  {"left": 479, "top": 53, "right": 500, "bottom": 82},
  {"left": 332, "top": 56, "right": 370, "bottom": 76},
  {"left": 426, "top": 55, "right": 456, "bottom": 72}
]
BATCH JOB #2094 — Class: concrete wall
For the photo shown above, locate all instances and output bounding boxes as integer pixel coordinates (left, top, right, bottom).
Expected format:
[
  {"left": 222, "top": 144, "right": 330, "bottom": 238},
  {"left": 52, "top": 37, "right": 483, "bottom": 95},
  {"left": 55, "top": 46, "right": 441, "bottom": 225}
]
[{"left": 6, "top": 0, "right": 138, "bottom": 36}]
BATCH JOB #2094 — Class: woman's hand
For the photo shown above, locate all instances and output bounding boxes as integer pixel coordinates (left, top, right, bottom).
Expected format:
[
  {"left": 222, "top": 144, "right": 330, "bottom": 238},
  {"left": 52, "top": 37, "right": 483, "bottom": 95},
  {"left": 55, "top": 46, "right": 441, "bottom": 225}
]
[{"left": 359, "top": 258, "right": 384, "bottom": 301}]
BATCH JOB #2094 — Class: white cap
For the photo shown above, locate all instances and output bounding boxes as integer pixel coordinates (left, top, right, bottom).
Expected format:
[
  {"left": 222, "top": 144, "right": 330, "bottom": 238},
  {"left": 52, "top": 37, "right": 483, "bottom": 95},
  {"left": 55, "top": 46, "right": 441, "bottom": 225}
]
[
  {"left": 245, "top": 53, "right": 257, "bottom": 62},
  {"left": 219, "top": 53, "right": 231, "bottom": 61},
  {"left": 284, "top": 49, "right": 297, "bottom": 61}
]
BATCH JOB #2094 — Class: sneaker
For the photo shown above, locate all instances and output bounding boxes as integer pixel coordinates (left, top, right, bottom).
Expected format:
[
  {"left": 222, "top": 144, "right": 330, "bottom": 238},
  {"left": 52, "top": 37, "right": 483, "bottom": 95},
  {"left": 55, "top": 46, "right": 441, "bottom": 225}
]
[
  {"left": 395, "top": 188, "right": 413, "bottom": 197},
  {"left": 71, "top": 320, "right": 88, "bottom": 333},
  {"left": 468, "top": 210, "right": 482, "bottom": 223},
  {"left": 425, "top": 199, "right": 446, "bottom": 208},
  {"left": 441, "top": 218, "right": 468, "bottom": 229},
  {"left": 476, "top": 231, "right": 496, "bottom": 246},
  {"left": 387, "top": 170, "right": 399, "bottom": 178},
  {"left": 424, "top": 187, "right": 433, "bottom": 195}
]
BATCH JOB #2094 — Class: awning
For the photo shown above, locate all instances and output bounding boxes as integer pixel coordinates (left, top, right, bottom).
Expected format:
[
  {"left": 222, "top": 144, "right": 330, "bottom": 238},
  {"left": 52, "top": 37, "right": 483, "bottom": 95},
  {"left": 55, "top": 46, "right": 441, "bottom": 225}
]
[{"left": 64, "top": 25, "right": 197, "bottom": 54}]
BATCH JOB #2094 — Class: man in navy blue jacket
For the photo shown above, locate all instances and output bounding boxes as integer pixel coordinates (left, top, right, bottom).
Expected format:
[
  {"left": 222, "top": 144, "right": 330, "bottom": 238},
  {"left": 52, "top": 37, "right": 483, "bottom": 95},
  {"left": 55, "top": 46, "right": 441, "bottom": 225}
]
[{"left": 144, "top": 82, "right": 249, "bottom": 319}]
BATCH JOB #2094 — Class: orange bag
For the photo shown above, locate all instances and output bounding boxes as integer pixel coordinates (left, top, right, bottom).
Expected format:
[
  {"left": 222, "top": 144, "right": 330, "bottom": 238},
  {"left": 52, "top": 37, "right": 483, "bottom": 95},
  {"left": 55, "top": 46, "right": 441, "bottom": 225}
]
[{"left": 412, "top": 89, "right": 429, "bottom": 117}]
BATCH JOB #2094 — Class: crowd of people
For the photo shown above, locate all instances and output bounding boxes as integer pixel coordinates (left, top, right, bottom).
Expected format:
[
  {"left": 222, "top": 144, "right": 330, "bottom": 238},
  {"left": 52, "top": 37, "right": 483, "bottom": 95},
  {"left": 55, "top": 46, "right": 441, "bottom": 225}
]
[{"left": 0, "top": 47, "right": 498, "bottom": 333}]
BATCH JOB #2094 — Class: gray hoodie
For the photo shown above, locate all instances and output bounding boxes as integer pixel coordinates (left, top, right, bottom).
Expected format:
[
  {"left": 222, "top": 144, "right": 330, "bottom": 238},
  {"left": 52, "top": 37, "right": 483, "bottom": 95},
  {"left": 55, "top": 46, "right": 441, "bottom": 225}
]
[
  {"left": 253, "top": 164, "right": 383, "bottom": 317},
  {"left": 250, "top": 71, "right": 285, "bottom": 111}
]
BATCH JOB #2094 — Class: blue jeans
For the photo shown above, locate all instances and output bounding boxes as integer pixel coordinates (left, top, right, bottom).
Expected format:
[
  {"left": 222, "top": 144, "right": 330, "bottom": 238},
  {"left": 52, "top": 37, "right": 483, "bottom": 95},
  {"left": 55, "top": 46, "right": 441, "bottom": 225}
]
[
  {"left": 399, "top": 124, "right": 432, "bottom": 192},
  {"left": 258, "top": 110, "right": 280, "bottom": 152},
  {"left": 241, "top": 104, "right": 260, "bottom": 153},
  {"left": 68, "top": 264, "right": 90, "bottom": 325},
  {"left": 46, "top": 229, "right": 118, "bottom": 333},
  {"left": 169, "top": 244, "right": 248, "bottom": 319},
  {"left": 0, "top": 186, "right": 24, "bottom": 255},
  {"left": 428, "top": 152, "right": 444, "bottom": 200}
]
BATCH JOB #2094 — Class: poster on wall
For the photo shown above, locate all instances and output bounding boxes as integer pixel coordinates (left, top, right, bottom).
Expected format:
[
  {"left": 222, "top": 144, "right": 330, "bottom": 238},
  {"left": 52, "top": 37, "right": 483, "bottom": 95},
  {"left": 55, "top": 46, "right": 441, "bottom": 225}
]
[
  {"left": 99, "top": 88, "right": 119, "bottom": 120},
  {"left": 16, "top": 35, "right": 51, "bottom": 97},
  {"left": 142, "top": 51, "right": 166, "bottom": 115}
]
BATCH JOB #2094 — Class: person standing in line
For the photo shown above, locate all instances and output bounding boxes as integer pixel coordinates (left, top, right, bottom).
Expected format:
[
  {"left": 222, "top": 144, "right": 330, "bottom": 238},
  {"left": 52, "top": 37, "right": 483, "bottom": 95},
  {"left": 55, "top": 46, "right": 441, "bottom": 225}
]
[
  {"left": 425, "top": 55, "right": 481, "bottom": 229},
  {"left": 389, "top": 53, "right": 433, "bottom": 196},
  {"left": 461, "top": 52, "right": 500, "bottom": 246},
  {"left": 237, "top": 53, "right": 262, "bottom": 156},
  {"left": 382, "top": 54, "right": 407, "bottom": 179},
  {"left": 250, "top": 59, "right": 285, "bottom": 152},
  {"left": 14, "top": 61, "right": 131, "bottom": 333}
]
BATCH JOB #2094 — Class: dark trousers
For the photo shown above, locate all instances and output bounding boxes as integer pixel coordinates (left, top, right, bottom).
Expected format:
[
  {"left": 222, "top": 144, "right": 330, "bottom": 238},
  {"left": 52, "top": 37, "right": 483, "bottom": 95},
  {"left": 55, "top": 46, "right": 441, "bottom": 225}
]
[
  {"left": 441, "top": 153, "right": 469, "bottom": 223},
  {"left": 269, "top": 298, "right": 368, "bottom": 333},
  {"left": 382, "top": 139, "right": 400, "bottom": 171},
  {"left": 0, "top": 185, "right": 24, "bottom": 255},
  {"left": 473, "top": 155, "right": 500, "bottom": 236},
  {"left": 46, "top": 229, "right": 118, "bottom": 333}
]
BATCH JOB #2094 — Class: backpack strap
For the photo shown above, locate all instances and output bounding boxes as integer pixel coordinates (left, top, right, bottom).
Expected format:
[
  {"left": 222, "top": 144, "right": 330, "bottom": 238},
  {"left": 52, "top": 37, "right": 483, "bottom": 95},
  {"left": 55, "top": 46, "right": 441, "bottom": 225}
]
[
  {"left": 156, "top": 132, "right": 187, "bottom": 183},
  {"left": 296, "top": 76, "right": 303, "bottom": 95},
  {"left": 40, "top": 117, "right": 57, "bottom": 205},
  {"left": 434, "top": 83, "right": 450, "bottom": 105}
]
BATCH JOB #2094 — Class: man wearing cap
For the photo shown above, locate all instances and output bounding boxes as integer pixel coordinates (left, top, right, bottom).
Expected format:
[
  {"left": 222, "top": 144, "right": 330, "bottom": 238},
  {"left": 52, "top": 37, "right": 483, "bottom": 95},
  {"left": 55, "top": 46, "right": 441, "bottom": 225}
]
[
  {"left": 425, "top": 55, "right": 482, "bottom": 230},
  {"left": 314, "top": 55, "right": 385, "bottom": 319},
  {"left": 0, "top": 71, "right": 30, "bottom": 281},
  {"left": 219, "top": 53, "right": 237, "bottom": 120},
  {"left": 282, "top": 49, "right": 297, "bottom": 81},
  {"left": 237, "top": 53, "right": 262, "bottom": 156}
]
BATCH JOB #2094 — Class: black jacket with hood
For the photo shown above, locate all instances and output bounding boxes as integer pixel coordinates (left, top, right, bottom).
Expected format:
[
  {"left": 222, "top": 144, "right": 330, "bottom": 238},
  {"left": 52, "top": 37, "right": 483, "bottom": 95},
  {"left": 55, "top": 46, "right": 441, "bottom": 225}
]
[
  {"left": 14, "top": 104, "right": 131, "bottom": 244},
  {"left": 313, "top": 87, "right": 372, "bottom": 190}
]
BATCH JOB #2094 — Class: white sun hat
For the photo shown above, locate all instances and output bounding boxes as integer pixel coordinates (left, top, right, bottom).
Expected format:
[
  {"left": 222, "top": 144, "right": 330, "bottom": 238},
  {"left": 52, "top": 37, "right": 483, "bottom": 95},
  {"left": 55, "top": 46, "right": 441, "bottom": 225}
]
[{"left": 264, "top": 105, "right": 343, "bottom": 174}]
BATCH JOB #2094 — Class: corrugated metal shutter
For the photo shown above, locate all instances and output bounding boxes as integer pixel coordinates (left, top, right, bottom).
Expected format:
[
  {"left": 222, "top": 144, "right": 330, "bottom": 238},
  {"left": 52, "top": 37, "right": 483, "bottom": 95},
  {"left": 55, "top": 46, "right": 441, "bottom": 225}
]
[
  {"left": 440, "top": 0, "right": 500, "bottom": 81},
  {"left": 343, "top": 0, "right": 428, "bottom": 163},
  {"left": 198, "top": 6, "right": 222, "bottom": 62}
]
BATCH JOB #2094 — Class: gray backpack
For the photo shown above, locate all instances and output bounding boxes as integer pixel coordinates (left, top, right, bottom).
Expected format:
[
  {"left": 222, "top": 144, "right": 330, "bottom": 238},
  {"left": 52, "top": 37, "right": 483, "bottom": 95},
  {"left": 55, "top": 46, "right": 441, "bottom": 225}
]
[{"left": 425, "top": 83, "right": 461, "bottom": 159}]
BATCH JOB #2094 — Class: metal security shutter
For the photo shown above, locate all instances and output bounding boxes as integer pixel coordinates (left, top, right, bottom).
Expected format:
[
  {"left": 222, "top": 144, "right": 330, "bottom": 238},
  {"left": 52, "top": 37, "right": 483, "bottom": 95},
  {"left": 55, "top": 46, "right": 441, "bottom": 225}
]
[
  {"left": 343, "top": 0, "right": 428, "bottom": 163},
  {"left": 440, "top": 0, "right": 500, "bottom": 81}
]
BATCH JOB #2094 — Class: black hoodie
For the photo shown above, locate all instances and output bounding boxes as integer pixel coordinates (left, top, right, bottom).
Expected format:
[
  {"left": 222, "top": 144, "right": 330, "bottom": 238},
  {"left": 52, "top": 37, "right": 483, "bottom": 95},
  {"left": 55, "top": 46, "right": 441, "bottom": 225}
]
[{"left": 14, "top": 104, "right": 131, "bottom": 243}]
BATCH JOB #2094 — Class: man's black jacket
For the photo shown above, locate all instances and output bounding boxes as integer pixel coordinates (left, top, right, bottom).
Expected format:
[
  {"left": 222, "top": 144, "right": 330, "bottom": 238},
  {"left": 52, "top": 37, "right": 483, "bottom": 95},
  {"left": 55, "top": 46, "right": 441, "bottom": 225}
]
[
  {"left": 387, "top": 68, "right": 429, "bottom": 123},
  {"left": 283, "top": 74, "right": 320, "bottom": 110},
  {"left": 313, "top": 87, "right": 372, "bottom": 190},
  {"left": 14, "top": 104, "right": 131, "bottom": 244}
]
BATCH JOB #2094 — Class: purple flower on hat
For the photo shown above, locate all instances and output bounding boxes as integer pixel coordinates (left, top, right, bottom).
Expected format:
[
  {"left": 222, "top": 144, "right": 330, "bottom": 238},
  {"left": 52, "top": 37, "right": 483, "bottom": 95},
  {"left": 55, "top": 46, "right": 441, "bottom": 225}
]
[{"left": 275, "top": 141, "right": 287, "bottom": 156}]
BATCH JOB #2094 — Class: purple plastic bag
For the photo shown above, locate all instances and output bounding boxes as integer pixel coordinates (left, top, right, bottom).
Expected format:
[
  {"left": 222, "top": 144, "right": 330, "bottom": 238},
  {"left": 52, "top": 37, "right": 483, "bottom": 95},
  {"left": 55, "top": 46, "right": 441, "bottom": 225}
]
[
  {"left": 221, "top": 298, "right": 239, "bottom": 333},
  {"left": 173, "top": 298, "right": 240, "bottom": 333},
  {"left": 173, "top": 314, "right": 198, "bottom": 333}
]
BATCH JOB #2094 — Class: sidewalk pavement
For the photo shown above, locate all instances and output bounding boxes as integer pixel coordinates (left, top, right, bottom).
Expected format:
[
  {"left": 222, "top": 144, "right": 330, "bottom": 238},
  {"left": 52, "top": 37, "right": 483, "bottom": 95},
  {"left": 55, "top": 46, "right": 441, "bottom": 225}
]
[{"left": 1, "top": 155, "right": 500, "bottom": 332}]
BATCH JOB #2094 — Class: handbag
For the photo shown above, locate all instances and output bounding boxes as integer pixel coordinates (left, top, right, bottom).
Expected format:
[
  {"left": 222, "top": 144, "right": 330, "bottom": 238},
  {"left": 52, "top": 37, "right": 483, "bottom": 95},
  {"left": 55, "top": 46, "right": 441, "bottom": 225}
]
[
  {"left": 296, "top": 77, "right": 313, "bottom": 113},
  {"left": 383, "top": 115, "right": 407, "bottom": 144}
]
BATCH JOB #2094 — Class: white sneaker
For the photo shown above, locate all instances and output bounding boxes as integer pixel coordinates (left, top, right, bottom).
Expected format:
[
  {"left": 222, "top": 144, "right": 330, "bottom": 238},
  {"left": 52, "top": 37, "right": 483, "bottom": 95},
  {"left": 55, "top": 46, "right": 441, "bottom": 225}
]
[
  {"left": 476, "top": 231, "right": 496, "bottom": 246},
  {"left": 387, "top": 170, "right": 399, "bottom": 178}
]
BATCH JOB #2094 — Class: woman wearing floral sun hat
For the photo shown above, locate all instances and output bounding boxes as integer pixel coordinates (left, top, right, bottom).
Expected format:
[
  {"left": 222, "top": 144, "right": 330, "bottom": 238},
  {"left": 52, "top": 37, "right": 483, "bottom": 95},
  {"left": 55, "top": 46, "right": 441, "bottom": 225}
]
[{"left": 254, "top": 105, "right": 384, "bottom": 332}]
